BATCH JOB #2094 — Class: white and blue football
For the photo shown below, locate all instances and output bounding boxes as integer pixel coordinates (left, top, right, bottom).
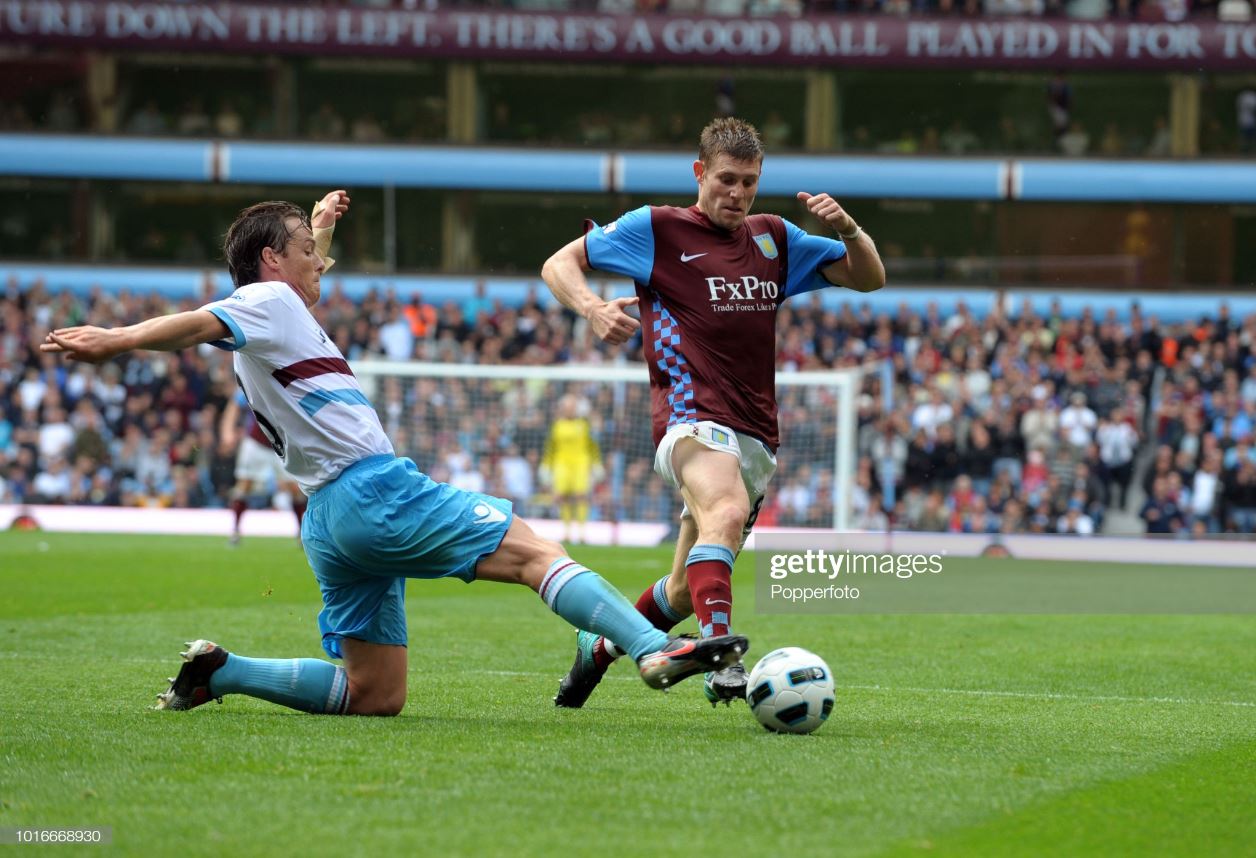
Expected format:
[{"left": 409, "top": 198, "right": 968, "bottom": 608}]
[{"left": 746, "top": 647, "right": 835, "bottom": 735}]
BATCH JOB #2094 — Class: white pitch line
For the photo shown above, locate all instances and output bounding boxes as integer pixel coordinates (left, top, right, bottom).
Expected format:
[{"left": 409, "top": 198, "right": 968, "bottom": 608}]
[
  {"left": 475, "top": 669, "right": 1256, "bottom": 709},
  {"left": 843, "top": 683, "right": 1256, "bottom": 709},
  {"left": 2, "top": 655, "right": 1251, "bottom": 709}
]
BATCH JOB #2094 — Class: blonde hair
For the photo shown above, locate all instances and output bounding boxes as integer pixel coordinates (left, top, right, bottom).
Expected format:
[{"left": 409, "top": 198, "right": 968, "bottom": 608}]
[{"left": 698, "top": 117, "right": 764, "bottom": 166}]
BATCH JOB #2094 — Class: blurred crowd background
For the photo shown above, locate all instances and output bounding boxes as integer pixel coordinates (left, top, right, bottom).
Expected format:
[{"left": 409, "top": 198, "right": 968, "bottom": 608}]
[
  {"left": 4, "top": 278, "right": 1255, "bottom": 536},
  {"left": 3, "top": 0, "right": 1255, "bottom": 538}
]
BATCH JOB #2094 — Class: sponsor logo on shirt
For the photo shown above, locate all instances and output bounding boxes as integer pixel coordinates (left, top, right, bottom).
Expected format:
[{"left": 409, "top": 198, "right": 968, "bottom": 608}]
[{"left": 705, "top": 275, "right": 779, "bottom": 304}]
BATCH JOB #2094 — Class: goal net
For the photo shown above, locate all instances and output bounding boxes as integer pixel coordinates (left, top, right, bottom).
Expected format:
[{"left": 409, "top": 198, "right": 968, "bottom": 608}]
[{"left": 353, "top": 360, "right": 860, "bottom": 538}]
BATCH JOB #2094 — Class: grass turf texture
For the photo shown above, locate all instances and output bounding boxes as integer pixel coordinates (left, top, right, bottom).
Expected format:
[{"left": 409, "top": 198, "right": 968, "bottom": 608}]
[{"left": 1, "top": 533, "right": 1253, "bottom": 857}]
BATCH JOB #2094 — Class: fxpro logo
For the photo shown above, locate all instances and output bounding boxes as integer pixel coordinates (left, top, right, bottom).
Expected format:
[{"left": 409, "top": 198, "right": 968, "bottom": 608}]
[{"left": 705, "top": 275, "right": 779, "bottom": 302}]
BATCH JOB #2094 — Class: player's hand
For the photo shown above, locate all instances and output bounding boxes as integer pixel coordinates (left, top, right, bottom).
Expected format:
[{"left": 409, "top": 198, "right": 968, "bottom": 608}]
[
  {"left": 312, "top": 190, "right": 350, "bottom": 229},
  {"left": 587, "top": 296, "right": 640, "bottom": 346},
  {"left": 797, "top": 191, "right": 856, "bottom": 236},
  {"left": 39, "top": 326, "right": 126, "bottom": 363}
]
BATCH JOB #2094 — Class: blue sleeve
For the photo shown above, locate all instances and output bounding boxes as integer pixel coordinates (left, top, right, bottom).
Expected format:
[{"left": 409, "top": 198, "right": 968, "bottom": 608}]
[
  {"left": 584, "top": 206, "right": 654, "bottom": 284},
  {"left": 205, "top": 306, "right": 247, "bottom": 352},
  {"left": 783, "top": 220, "right": 847, "bottom": 299}
]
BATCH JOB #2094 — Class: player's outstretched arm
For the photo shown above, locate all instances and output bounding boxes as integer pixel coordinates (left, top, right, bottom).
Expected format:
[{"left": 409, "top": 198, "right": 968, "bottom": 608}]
[
  {"left": 40, "top": 310, "right": 228, "bottom": 364},
  {"left": 542, "top": 236, "right": 640, "bottom": 346},
  {"left": 796, "top": 191, "right": 886, "bottom": 294}
]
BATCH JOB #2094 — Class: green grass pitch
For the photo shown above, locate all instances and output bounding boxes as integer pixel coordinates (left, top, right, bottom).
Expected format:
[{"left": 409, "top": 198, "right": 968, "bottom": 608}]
[{"left": 1, "top": 532, "right": 1253, "bottom": 856}]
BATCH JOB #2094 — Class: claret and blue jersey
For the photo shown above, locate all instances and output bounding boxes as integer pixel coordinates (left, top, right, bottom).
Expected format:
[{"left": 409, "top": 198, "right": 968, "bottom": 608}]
[{"left": 584, "top": 204, "right": 847, "bottom": 451}]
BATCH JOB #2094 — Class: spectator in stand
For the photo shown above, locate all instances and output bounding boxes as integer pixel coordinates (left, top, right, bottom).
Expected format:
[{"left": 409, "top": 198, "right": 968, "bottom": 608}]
[
  {"left": 1057, "top": 499, "right": 1095, "bottom": 535},
  {"left": 404, "top": 294, "right": 438, "bottom": 340},
  {"left": 1189, "top": 451, "right": 1224, "bottom": 532},
  {"left": 32, "top": 456, "right": 73, "bottom": 503},
  {"left": 308, "top": 103, "right": 346, "bottom": 142},
  {"left": 931, "top": 423, "right": 961, "bottom": 487},
  {"left": 378, "top": 306, "right": 415, "bottom": 361},
  {"left": 1020, "top": 388, "right": 1058, "bottom": 452},
  {"left": 1059, "top": 391, "right": 1098, "bottom": 451},
  {"left": 940, "top": 120, "right": 980, "bottom": 155},
  {"left": 759, "top": 111, "right": 792, "bottom": 149},
  {"left": 1046, "top": 72, "right": 1072, "bottom": 143},
  {"left": 1225, "top": 458, "right": 1256, "bottom": 532},
  {"left": 916, "top": 489, "right": 949, "bottom": 532},
  {"left": 177, "top": 98, "right": 212, "bottom": 136},
  {"left": 351, "top": 112, "right": 387, "bottom": 143},
  {"left": 1237, "top": 88, "right": 1256, "bottom": 153},
  {"left": 964, "top": 421, "right": 996, "bottom": 496},
  {"left": 1096, "top": 406, "right": 1138, "bottom": 508},
  {"left": 37, "top": 405, "right": 75, "bottom": 463},
  {"left": 45, "top": 91, "right": 80, "bottom": 133},
  {"left": 126, "top": 99, "right": 167, "bottom": 136},
  {"left": 911, "top": 386, "right": 953, "bottom": 438},
  {"left": 1058, "top": 122, "right": 1091, "bottom": 157},
  {"left": 1141, "top": 476, "right": 1181, "bottom": 534},
  {"left": 215, "top": 100, "right": 244, "bottom": 137},
  {"left": 5, "top": 275, "right": 1253, "bottom": 536}
]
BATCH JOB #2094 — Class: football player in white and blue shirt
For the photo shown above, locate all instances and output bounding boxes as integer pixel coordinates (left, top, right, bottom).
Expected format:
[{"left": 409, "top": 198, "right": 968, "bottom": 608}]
[{"left": 41, "top": 190, "right": 747, "bottom": 716}]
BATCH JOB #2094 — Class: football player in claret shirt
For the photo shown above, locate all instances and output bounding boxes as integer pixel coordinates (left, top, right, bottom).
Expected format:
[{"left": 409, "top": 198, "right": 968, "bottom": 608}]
[
  {"left": 41, "top": 190, "right": 747, "bottom": 717},
  {"left": 543, "top": 117, "right": 885, "bottom": 707}
]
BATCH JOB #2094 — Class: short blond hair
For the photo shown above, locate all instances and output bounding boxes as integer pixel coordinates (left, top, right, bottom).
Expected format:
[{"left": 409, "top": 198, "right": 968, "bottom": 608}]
[{"left": 698, "top": 117, "right": 764, "bottom": 166}]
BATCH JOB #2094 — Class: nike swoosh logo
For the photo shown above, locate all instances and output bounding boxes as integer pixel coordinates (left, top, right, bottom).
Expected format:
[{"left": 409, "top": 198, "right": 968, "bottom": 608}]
[
  {"left": 680, "top": 252, "right": 708, "bottom": 262},
  {"left": 471, "top": 503, "right": 508, "bottom": 525},
  {"left": 704, "top": 598, "right": 731, "bottom": 606}
]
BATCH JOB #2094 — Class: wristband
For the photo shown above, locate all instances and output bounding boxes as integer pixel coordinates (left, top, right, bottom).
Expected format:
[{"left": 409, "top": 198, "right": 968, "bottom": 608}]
[
  {"left": 311, "top": 199, "right": 337, "bottom": 272},
  {"left": 839, "top": 224, "right": 862, "bottom": 241}
]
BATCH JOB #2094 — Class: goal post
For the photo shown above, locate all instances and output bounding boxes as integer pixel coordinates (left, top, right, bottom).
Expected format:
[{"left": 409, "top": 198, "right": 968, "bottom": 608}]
[{"left": 353, "top": 360, "right": 861, "bottom": 533}]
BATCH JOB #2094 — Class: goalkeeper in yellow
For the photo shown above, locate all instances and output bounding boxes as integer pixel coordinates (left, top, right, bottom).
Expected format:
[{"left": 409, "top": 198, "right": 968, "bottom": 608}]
[{"left": 541, "top": 395, "right": 604, "bottom": 544}]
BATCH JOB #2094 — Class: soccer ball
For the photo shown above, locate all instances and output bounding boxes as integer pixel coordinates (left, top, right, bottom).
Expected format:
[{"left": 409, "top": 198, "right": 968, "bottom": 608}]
[{"left": 746, "top": 647, "right": 835, "bottom": 735}]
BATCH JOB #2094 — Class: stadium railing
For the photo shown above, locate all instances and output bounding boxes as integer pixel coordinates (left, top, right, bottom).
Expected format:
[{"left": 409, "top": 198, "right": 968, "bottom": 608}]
[{"left": 3, "top": 134, "right": 1256, "bottom": 203}]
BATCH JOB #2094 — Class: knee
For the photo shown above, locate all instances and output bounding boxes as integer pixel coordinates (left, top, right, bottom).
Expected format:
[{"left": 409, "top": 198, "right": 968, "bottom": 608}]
[
  {"left": 350, "top": 688, "right": 406, "bottom": 717},
  {"left": 347, "top": 681, "right": 406, "bottom": 717},
  {"left": 523, "top": 538, "right": 568, "bottom": 589},
  {"left": 703, "top": 501, "right": 750, "bottom": 544},
  {"left": 372, "top": 694, "right": 405, "bottom": 717}
]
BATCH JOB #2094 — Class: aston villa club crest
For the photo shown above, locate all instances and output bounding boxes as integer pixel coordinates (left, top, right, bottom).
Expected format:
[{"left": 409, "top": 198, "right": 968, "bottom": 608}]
[{"left": 753, "top": 233, "right": 778, "bottom": 259}]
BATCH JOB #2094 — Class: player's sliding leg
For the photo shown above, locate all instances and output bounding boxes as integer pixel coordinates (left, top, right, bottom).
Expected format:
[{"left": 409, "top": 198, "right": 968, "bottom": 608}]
[
  {"left": 155, "top": 640, "right": 351, "bottom": 714},
  {"left": 555, "top": 517, "right": 697, "bottom": 708},
  {"left": 478, "top": 518, "right": 746, "bottom": 693}
]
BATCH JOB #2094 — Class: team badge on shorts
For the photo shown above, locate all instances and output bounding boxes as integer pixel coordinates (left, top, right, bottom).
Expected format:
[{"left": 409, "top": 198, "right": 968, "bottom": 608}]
[
  {"left": 753, "top": 233, "right": 778, "bottom": 259},
  {"left": 711, "top": 428, "right": 731, "bottom": 445}
]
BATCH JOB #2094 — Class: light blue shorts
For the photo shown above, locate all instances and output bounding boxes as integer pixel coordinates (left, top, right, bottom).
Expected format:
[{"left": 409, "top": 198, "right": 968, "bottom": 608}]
[{"left": 302, "top": 455, "right": 513, "bottom": 659}]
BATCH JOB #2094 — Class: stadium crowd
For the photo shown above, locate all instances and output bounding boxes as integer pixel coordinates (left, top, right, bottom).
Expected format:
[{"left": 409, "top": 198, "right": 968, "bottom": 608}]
[{"left": 3, "top": 275, "right": 1255, "bottom": 536}]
